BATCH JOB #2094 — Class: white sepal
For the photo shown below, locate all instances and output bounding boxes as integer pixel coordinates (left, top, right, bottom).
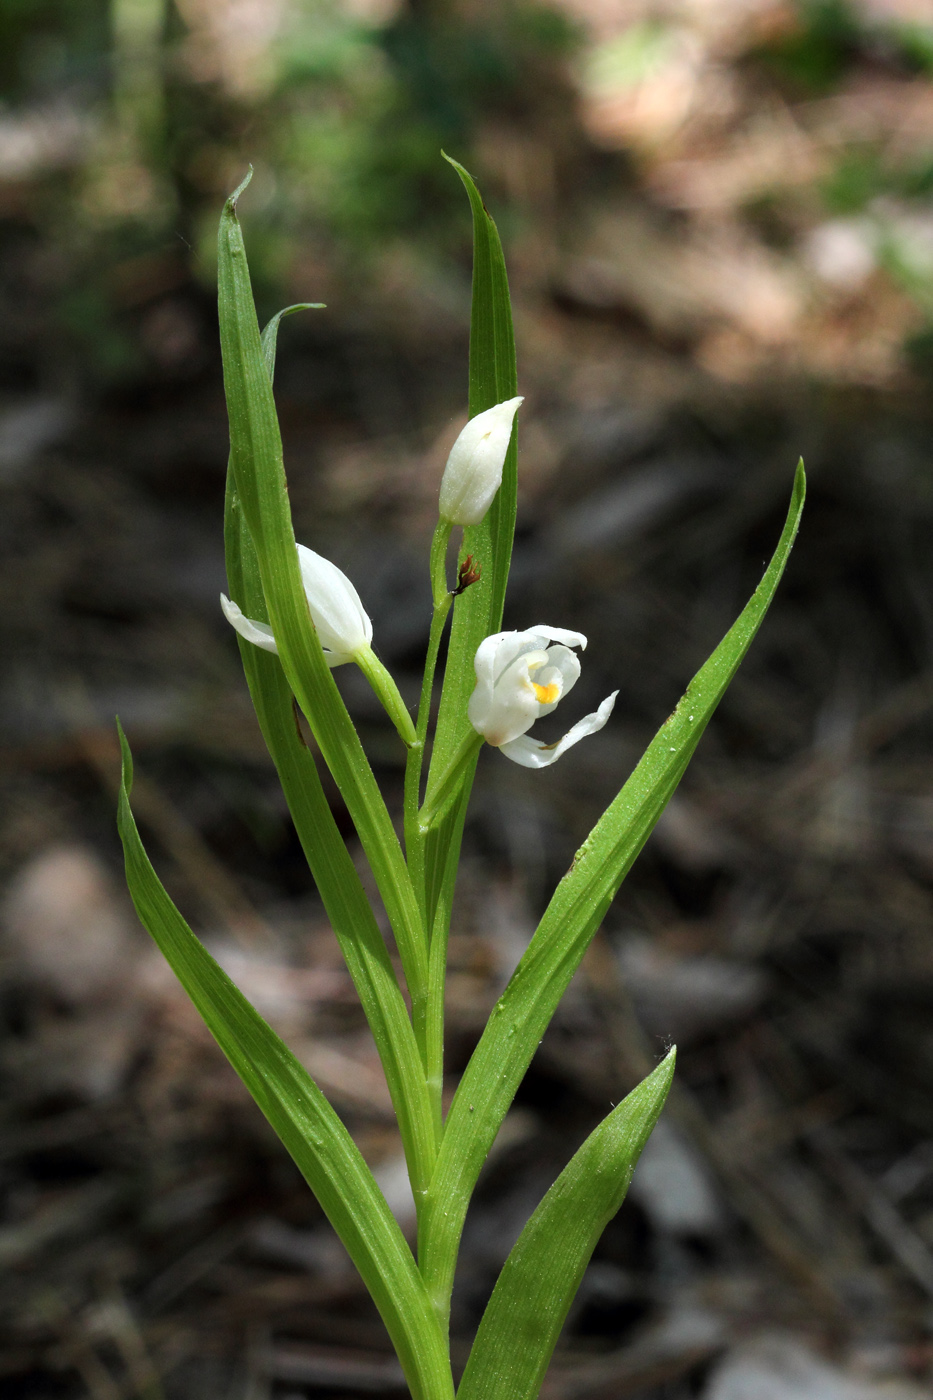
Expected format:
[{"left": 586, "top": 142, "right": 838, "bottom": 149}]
[
  {"left": 220, "top": 594, "right": 278, "bottom": 653},
  {"left": 439, "top": 396, "right": 523, "bottom": 526},
  {"left": 499, "top": 691, "right": 618, "bottom": 768}
]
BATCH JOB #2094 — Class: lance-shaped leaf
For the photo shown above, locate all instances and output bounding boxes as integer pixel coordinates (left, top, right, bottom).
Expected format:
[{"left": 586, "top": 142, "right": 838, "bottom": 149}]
[
  {"left": 258, "top": 303, "right": 324, "bottom": 378},
  {"left": 459, "top": 1052, "right": 675, "bottom": 1400},
  {"left": 217, "top": 175, "right": 429, "bottom": 1050},
  {"left": 421, "top": 464, "right": 805, "bottom": 1312},
  {"left": 438, "top": 156, "right": 518, "bottom": 709},
  {"left": 115, "top": 726, "right": 453, "bottom": 1400},
  {"left": 422, "top": 157, "right": 519, "bottom": 927},
  {"left": 218, "top": 309, "right": 436, "bottom": 1205},
  {"left": 225, "top": 489, "right": 437, "bottom": 1206}
]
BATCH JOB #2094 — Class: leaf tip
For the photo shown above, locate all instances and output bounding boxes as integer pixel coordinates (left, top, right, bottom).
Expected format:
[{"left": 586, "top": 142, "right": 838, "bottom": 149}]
[
  {"left": 443, "top": 150, "right": 485, "bottom": 206},
  {"left": 224, "top": 166, "right": 253, "bottom": 217},
  {"left": 638, "top": 1045, "right": 677, "bottom": 1116},
  {"left": 115, "top": 716, "right": 133, "bottom": 799}
]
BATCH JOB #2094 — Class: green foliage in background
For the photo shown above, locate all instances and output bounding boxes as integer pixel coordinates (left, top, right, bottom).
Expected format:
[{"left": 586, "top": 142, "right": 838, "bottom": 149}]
[
  {"left": 6, "top": 0, "right": 933, "bottom": 384},
  {"left": 0, "top": 0, "right": 577, "bottom": 381},
  {"left": 754, "top": 0, "right": 933, "bottom": 93}
]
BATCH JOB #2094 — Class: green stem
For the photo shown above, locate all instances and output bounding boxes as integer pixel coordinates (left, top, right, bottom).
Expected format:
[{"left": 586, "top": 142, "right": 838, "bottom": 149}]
[
  {"left": 425, "top": 901, "right": 448, "bottom": 1145},
  {"left": 404, "top": 517, "right": 454, "bottom": 911},
  {"left": 430, "top": 519, "right": 453, "bottom": 608},
  {"left": 404, "top": 599, "right": 452, "bottom": 904},
  {"left": 422, "top": 796, "right": 466, "bottom": 1156},
  {"left": 356, "top": 645, "right": 418, "bottom": 748}
]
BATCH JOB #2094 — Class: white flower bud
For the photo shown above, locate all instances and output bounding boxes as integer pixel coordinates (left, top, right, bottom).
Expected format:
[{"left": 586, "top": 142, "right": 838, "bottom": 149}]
[
  {"left": 439, "top": 396, "right": 523, "bottom": 526},
  {"left": 221, "top": 544, "right": 372, "bottom": 667}
]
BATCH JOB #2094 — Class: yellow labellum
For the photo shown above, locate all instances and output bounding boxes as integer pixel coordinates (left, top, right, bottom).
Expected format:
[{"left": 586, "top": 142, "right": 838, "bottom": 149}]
[{"left": 533, "top": 682, "right": 560, "bottom": 705}]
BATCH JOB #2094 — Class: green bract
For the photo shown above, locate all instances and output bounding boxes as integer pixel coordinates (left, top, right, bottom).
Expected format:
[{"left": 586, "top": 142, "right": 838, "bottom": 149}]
[{"left": 116, "top": 159, "right": 805, "bottom": 1400}]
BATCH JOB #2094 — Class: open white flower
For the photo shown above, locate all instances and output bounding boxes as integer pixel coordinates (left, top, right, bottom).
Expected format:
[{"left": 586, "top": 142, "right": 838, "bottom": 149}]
[
  {"left": 467, "top": 626, "right": 618, "bottom": 769},
  {"left": 221, "top": 544, "right": 372, "bottom": 667},
  {"left": 439, "top": 396, "right": 523, "bottom": 526}
]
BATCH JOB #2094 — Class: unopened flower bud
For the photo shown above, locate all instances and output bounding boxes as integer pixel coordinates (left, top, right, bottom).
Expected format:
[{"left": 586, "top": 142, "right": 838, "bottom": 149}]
[{"left": 439, "top": 397, "right": 523, "bottom": 526}]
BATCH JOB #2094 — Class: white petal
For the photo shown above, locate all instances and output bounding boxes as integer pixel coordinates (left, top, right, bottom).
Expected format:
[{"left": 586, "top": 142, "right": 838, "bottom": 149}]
[
  {"left": 471, "top": 649, "right": 549, "bottom": 746},
  {"left": 526, "top": 624, "right": 587, "bottom": 651},
  {"left": 297, "top": 545, "right": 372, "bottom": 656},
  {"left": 470, "top": 632, "right": 512, "bottom": 732},
  {"left": 473, "top": 628, "right": 538, "bottom": 695},
  {"left": 473, "top": 627, "right": 587, "bottom": 692},
  {"left": 221, "top": 594, "right": 278, "bottom": 654},
  {"left": 498, "top": 691, "right": 618, "bottom": 769},
  {"left": 531, "top": 644, "right": 581, "bottom": 716},
  {"left": 468, "top": 641, "right": 537, "bottom": 740}
]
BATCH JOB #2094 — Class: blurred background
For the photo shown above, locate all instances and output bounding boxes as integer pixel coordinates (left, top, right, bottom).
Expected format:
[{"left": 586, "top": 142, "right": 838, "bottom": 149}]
[{"left": 3, "top": 0, "right": 933, "bottom": 1396}]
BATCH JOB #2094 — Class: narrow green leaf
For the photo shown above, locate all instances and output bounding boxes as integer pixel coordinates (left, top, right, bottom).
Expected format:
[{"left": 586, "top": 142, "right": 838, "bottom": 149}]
[
  {"left": 115, "top": 724, "right": 453, "bottom": 1400},
  {"left": 422, "top": 464, "right": 806, "bottom": 1313},
  {"left": 446, "top": 153, "right": 519, "bottom": 629},
  {"left": 260, "top": 302, "right": 324, "bottom": 383},
  {"left": 422, "top": 157, "right": 519, "bottom": 926},
  {"left": 458, "top": 1052, "right": 675, "bottom": 1400},
  {"left": 224, "top": 460, "right": 437, "bottom": 1208},
  {"left": 217, "top": 179, "right": 429, "bottom": 1050}
]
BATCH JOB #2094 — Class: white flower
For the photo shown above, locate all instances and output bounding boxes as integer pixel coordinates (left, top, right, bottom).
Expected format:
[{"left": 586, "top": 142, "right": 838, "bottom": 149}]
[
  {"left": 221, "top": 544, "right": 372, "bottom": 667},
  {"left": 467, "top": 626, "right": 618, "bottom": 769},
  {"left": 439, "top": 396, "right": 523, "bottom": 526}
]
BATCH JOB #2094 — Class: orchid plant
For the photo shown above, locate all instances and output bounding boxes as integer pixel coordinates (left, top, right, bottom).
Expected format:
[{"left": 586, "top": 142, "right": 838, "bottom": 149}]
[{"left": 116, "top": 158, "right": 805, "bottom": 1400}]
